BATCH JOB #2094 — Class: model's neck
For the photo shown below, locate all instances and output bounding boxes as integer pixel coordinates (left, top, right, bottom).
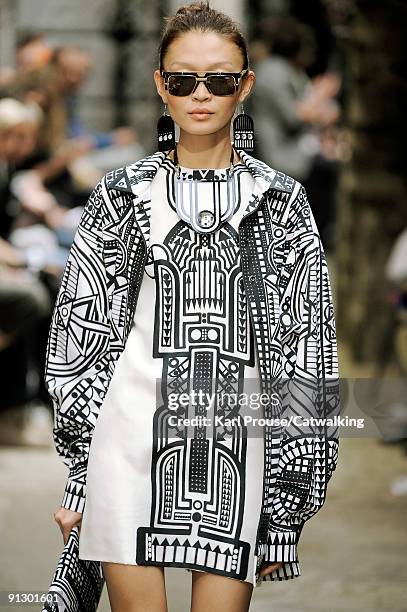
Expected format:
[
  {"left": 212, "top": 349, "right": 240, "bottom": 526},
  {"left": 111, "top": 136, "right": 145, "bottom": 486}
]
[{"left": 173, "top": 129, "right": 241, "bottom": 168}]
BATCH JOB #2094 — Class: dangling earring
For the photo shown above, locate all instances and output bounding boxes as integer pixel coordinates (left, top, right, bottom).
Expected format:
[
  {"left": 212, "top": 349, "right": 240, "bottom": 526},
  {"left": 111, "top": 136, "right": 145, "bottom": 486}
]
[
  {"left": 232, "top": 103, "right": 255, "bottom": 153},
  {"left": 157, "top": 103, "right": 176, "bottom": 151}
]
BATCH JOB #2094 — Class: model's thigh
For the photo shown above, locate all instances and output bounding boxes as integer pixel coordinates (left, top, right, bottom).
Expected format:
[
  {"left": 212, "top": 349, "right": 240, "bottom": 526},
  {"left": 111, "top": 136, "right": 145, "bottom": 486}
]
[
  {"left": 190, "top": 570, "right": 254, "bottom": 612},
  {"left": 101, "top": 562, "right": 168, "bottom": 612}
]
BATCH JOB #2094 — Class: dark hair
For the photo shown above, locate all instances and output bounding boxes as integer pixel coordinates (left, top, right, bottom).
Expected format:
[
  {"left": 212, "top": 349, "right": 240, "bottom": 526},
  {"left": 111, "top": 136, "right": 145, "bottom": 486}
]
[
  {"left": 158, "top": 1, "right": 249, "bottom": 72},
  {"left": 270, "top": 19, "right": 302, "bottom": 60},
  {"left": 16, "top": 32, "right": 44, "bottom": 51}
]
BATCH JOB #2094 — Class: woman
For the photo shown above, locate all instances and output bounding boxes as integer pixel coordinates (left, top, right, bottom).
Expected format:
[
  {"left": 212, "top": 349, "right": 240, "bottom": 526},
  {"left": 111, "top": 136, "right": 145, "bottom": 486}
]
[{"left": 45, "top": 3, "right": 339, "bottom": 612}]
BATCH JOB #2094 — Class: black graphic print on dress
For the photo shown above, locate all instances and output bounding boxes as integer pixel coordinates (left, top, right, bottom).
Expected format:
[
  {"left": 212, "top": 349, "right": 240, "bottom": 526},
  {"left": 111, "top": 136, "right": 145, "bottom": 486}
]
[{"left": 136, "top": 220, "right": 257, "bottom": 580}]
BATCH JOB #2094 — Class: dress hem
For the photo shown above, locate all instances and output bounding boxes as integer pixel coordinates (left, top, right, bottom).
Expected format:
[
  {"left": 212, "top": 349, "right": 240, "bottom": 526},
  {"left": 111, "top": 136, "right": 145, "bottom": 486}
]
[
  {"left": 78, "top": 554, "right": 301, "bottom": 587},
  {"left": 79, "top": 554, "right": 260, "bottom": 586}
]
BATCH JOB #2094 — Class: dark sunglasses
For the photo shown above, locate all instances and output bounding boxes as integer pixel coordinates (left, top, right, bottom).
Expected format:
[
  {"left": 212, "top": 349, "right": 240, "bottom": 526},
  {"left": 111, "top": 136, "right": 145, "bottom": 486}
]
[{"left": 160, "top": 69, "right": 249, "bottom": 97}]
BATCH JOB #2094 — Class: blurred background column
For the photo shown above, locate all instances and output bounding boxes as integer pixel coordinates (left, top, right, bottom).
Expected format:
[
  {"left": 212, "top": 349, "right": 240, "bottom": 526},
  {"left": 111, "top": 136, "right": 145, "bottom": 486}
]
[
  {"left": 0, "top": 0, "right": 17, "bottom": 70},
  {"left": 109, "top": 0, "right": 167, "bottom": 152}
]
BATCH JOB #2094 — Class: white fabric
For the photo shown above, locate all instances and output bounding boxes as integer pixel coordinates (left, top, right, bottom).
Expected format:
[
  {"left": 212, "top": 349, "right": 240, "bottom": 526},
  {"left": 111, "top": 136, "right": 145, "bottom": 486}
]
[{"left": 78, "top": 159, "right": 266, "bottom": 586}]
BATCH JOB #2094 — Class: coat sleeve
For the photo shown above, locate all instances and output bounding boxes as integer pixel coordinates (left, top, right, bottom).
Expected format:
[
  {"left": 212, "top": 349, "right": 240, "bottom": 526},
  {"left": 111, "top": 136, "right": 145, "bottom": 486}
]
[
  {"left": 44, "top": 177, "right": 112, "bottom": 513},
  {"left": 263, "top": 183, "right": 340, "bottom": 580}
]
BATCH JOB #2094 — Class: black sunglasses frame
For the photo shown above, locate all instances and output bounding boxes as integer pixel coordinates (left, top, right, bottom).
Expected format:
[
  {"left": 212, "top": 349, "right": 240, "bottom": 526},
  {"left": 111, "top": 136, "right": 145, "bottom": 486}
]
[{"left": 160, "top": 69, "right": 249, "bottom": 96}]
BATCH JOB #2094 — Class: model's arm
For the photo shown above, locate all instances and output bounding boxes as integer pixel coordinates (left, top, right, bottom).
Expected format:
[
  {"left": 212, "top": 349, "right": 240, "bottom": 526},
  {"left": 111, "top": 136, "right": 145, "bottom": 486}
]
[
  {"left": 263, "top": 183, "right": 340, "bottom": 578},
  {"left": 44, "top": 177, "right": 112, "bottom": 514}
]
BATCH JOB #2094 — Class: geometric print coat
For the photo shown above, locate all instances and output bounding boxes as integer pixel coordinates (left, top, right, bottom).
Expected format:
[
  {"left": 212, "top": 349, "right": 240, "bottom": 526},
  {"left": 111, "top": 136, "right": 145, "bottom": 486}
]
[{"left": 43, "top": 149, "right": 339, "bottom": 610}]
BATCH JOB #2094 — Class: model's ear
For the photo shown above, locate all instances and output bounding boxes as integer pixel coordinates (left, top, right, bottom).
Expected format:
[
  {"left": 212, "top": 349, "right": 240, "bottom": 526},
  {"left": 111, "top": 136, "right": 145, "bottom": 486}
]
[
  {"left": 238, "top": 70, "right": 256, "bottom": 105},
  {"left": 153, "top": 69, "right": 168, "bottom": 104}
]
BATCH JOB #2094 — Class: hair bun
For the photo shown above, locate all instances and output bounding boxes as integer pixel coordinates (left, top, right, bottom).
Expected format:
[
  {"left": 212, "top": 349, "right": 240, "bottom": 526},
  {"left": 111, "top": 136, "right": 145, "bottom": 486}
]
[{"left": 176, "top": 1, "right": 210, "bottom": 16}]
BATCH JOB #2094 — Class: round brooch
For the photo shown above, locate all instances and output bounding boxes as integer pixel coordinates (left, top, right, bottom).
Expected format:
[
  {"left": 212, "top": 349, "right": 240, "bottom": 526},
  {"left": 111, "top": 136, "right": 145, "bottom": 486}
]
[{"left": 197, "top": 210, "right": 215, "bottom": 228}]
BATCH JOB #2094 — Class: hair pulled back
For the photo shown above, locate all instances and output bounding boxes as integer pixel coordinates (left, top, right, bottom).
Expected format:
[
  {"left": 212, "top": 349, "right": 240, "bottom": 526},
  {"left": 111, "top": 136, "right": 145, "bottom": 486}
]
[{"left": 158, "top": 1, "right": 249, "bottom": 72}]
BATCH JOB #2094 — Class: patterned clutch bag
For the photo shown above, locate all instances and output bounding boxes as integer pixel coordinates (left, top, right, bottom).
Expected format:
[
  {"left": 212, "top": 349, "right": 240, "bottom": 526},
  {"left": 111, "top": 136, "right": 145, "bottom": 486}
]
[{"left": 42, "top": 525, "right": 105, "bottom": 612}]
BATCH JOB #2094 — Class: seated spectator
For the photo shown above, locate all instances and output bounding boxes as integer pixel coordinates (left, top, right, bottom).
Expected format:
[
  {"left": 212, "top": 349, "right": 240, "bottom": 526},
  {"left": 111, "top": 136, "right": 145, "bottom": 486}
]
[
  {"left": 4, "top": 43, "right": 145, "bottom": 198},
  {"left": 0, "top": 241, "right": 52, "bottom": 446},
  {"left": 0, "top": 97, "right": 57, "bottom": 445},
  {"left": 47, "top": 46, "right": 146, "bottom": 181},
  {"left": 0, "top": 97, "right": 78, "bottom": 265}
]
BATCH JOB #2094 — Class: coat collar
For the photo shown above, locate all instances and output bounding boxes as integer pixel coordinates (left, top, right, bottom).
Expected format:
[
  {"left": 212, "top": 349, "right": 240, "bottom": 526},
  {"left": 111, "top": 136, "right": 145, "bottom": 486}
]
[{"left": 106, "top": 149, "right": 294, "bottom": 247}]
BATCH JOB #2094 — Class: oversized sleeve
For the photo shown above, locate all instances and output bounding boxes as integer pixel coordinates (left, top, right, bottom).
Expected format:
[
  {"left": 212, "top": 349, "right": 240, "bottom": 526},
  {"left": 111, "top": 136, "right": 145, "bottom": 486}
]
[
  {"left": 44, "top": 177, "right": 112, "bottom": 513},
  {"left": 263, "top": 183, "right": 340, "bottom": 580}
]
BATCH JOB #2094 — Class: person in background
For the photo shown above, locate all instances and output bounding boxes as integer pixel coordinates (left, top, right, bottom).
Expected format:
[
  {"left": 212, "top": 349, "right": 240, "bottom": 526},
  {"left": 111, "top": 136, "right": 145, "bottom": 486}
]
[
  {"left": 52, "top": 46, "right": 136, "bottom": 150},
  {"left": 0, "top": 32, "right": 52, "bottom": 90},
  {"left": 15, "top": 32, "right": 53, "bottom": 74},
  {"left": 0, "top": 98, "right": 47, "bottom": 243},
  {"left": 49, "top": 46, "right": 145, "bottom": 179},
  {"left": 0, "top": 97, "right": 53, "bottom": 446},
  {"left": 250, "top": 17, "right": 341, "bottom": 251},
  {"left": 0, "top": 233, "right": 52, "bottom": 447},
  {"left": 0, "top": 96, "right": 79, "bottom": 261},
  {"left": 5, "top": 44, "right": 145, "bottom": 197}
]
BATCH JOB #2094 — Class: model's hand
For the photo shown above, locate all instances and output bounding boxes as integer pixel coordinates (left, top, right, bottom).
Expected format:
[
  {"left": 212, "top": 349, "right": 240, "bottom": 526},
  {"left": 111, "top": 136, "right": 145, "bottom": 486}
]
[
  {"left": 53, "top": 506, "right": 83, "bottom": 545},
  {"left": 258, "top": 561, "right": 284, "bottom": 578}
]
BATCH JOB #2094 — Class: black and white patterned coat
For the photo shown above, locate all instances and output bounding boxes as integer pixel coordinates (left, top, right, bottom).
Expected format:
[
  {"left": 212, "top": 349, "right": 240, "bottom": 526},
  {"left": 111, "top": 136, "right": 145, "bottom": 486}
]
[{"left": 43, "top": 150, "right": 339, "bottom": 607}]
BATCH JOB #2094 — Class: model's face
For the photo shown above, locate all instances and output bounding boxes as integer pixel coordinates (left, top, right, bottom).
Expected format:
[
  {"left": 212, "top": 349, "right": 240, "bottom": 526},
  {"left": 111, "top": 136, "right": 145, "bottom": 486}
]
[{"left": 154, "top": 31, "right": 255, "bottom": 137}]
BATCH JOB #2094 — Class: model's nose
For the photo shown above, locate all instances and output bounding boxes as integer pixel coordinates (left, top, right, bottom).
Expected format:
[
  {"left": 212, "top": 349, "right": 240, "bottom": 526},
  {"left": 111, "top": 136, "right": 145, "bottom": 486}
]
[{"left": 192, "top": 80, "right": 211, "bottom": 99}]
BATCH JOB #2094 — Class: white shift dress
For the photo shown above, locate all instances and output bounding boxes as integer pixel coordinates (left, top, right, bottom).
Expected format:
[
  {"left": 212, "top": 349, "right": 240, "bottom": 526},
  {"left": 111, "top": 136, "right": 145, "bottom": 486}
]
[{"left": 78, "top": 155, "right": 266, "bottom": 586}]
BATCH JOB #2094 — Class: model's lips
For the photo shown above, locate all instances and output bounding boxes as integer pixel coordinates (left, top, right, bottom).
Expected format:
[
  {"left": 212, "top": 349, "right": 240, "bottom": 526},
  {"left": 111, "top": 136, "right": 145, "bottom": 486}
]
[
  {"left": 189, "top": 108, "right": 214, "bottom": 114},
  {"left": 189, "top": 110, "right": 214, "bottom": 120}
]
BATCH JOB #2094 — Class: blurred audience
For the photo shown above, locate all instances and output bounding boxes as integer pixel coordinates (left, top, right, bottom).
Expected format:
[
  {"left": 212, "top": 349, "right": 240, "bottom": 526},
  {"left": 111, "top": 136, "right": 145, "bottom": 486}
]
[
  {"left": 0, "top": 97, "right": 53, "bottom": 446},
  {"left": 0, "top": 34, "right": 144, "bottom": 447}
]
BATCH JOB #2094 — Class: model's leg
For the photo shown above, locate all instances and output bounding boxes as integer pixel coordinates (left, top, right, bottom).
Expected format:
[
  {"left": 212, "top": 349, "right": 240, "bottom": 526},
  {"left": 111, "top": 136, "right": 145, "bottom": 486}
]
[
  {"left": 101, "top": 562, "right": 168, "bottom": 612},
  {"left": 190, "top": 570, "right": 253, "bottom": 612}
]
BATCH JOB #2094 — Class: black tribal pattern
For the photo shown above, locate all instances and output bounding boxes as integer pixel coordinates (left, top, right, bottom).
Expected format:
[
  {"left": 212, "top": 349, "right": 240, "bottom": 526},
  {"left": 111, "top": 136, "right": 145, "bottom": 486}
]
[{"left": 43, "top": 150, "right": 339, "bottom": 610}]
